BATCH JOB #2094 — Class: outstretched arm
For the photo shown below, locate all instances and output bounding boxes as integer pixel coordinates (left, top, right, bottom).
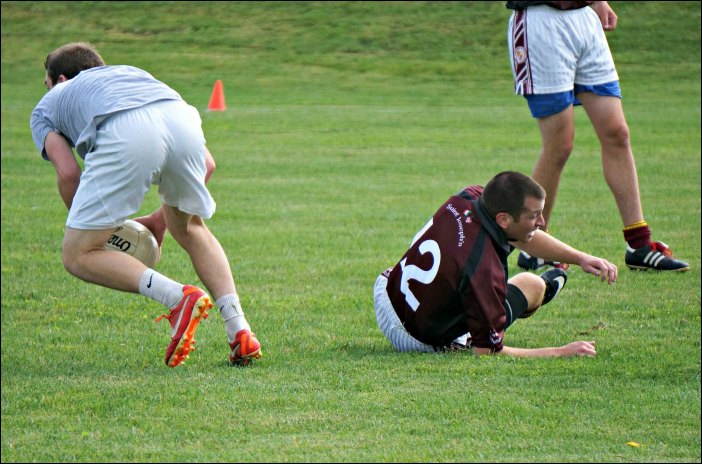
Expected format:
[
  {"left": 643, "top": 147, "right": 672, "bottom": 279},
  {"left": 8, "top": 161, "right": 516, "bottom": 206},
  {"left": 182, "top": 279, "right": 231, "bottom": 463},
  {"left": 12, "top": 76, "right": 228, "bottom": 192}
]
[
  {"left": 514, "top": 230, "right": 618, "bottom": 284},
  {"left": 474, "top": 341, "right": 597, "bottom": 358}
]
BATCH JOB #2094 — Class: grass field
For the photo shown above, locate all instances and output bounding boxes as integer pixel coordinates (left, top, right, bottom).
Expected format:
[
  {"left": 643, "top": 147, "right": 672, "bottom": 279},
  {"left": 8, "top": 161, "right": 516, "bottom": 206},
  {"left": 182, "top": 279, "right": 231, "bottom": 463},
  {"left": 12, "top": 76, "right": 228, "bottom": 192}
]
[{"left": 1, "top": 1, "right": 700, "bottom": 462}]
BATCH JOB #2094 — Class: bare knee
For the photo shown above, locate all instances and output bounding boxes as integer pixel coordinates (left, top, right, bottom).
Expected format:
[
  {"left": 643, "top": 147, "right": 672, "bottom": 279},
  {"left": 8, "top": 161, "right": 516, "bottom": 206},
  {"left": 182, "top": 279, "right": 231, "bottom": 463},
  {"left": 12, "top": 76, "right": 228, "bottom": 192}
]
[
  {"left": 168, "top": 217, "right": 208, "bottom": 247},
  {"left": 541, "top": 141, "right": 574, "bottom": 168},
  {"left": 538, "top": 112, "right": 575, "bottom": 167},
  {"left": 61, "top": 245, "right": 92, "bottom": 280},
  {"left": 60, "top": 228, "right": 111, "bottom": 281},
  {"left": 61, "top": 250, "right": 81, "bottom": 277},
  {"left": 509, "top": 272, "right": 546, "bottom": 308},
  {"left": 600, "top": 121, "right": 631, "bottom": 151}
]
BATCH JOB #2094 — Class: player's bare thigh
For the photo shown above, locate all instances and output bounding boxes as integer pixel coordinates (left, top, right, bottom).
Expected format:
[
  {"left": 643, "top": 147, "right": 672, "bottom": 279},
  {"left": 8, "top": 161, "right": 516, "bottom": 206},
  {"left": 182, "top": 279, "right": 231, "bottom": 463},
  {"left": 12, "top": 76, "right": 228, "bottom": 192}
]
[{"left": 61, "top": 226, "right": 145, "bottom": 291}]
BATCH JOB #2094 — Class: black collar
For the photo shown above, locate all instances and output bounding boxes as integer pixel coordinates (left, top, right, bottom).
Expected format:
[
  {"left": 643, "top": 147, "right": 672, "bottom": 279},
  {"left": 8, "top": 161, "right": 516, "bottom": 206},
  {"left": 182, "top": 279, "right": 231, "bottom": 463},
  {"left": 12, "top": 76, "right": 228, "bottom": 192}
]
[{"left": 474, "top": 196, "right": 512, "bottom": 255}]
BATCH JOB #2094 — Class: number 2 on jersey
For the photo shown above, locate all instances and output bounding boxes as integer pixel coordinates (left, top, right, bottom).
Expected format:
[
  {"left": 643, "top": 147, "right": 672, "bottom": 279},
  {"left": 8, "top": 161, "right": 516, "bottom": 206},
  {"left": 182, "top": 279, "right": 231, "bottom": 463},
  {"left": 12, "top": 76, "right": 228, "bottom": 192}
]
[{"left": 399, "top": 218, "right": 441, "bottom": 311}]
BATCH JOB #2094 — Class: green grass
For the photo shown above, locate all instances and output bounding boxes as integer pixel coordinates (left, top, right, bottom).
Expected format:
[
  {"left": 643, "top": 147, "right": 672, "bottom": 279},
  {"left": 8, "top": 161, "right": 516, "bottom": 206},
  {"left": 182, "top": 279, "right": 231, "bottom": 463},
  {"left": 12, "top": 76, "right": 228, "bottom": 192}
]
[{"left": 2, "top": 1, "right": 700, "bottom": 462}]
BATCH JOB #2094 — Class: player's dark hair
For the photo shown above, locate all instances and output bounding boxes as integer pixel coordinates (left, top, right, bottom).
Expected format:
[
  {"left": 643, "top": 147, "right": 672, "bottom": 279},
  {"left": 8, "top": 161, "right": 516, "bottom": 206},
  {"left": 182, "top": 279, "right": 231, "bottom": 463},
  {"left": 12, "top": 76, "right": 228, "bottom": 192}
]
[
  {"left": 44, "top": 42, "right": 105, "bottom": 86},
  {"left": 482, "top": 171, "right": 545, "bottom": 219}
]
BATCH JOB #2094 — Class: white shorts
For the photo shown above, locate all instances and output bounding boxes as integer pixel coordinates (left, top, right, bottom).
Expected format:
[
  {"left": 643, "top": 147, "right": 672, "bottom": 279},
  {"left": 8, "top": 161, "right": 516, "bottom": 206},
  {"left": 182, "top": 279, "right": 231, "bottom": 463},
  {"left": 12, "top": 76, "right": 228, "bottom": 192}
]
[
  {"left": 373, "top": 274, "right": 436, "bottom": 353},
  {"left": 508, "top": 5, "right": 619, "bottom": 95},
  {"left": 66, "top": 100, "right": 216, "bottom": 229}
]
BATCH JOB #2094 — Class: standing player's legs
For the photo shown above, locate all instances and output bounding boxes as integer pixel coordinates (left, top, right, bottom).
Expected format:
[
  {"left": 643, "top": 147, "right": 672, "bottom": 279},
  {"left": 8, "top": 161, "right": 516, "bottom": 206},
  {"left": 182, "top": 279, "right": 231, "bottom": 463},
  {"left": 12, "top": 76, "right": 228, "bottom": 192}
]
[
  {"left": 156, "top": 100, "right": 261, "bottom": 364},
  {"left": 59, "top": 105, "right": 214, "bottom": 367},
  {"left": 533, "top": 106, "right": 576, "bottom": 228},
  {"left": 160, "top": 207, "right": 261, "bottom": 365},
  {"left": 162, "top": 207, "right": 236, "bottom": 301},
  {"left": 62, "top": 227, "right": 214, "bottom": 368},
  {"left": 516, "top": 101, "right": 576, "bottom": 271},
  {"left": 577, "top": 93, "right": 643, "bottom": 227},
  {"left": 508, "top": 6, "right": 584, "bottom": 271},
  {"left": 577, "top": 92, "right": 689, "bottom": 271}
]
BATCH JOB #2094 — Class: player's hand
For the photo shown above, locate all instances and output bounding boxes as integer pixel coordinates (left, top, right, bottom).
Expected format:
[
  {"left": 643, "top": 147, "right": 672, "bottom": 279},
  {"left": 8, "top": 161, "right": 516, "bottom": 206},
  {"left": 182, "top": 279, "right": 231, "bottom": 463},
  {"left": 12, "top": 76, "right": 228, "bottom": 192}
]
[
  {"left": 560, "top": 341, "right": 597, "bottom": 357},
  {"left": 580, "top": 255, "right": 618, "bottom": 284},
  {"left": 133, "top": 211, "right": 167, "bottom": 247},
  {"left": 592, "top": 1, "right": 618, "bottom": 31}
]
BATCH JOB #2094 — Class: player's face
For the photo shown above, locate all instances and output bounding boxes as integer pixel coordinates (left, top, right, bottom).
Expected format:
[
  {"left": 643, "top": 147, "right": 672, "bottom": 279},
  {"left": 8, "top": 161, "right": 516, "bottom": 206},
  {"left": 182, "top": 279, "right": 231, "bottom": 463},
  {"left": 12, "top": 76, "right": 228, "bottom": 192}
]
[{"left": 510, "top": 196, "right": 545, "bottom": 242}]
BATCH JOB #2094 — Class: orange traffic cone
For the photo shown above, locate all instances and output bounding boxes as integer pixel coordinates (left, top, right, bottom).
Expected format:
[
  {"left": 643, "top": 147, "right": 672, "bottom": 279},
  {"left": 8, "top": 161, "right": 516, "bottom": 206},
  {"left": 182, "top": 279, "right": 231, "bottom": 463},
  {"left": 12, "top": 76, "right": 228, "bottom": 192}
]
[{"left": 207, "top": 80, "right": 226, "bottom": 111}]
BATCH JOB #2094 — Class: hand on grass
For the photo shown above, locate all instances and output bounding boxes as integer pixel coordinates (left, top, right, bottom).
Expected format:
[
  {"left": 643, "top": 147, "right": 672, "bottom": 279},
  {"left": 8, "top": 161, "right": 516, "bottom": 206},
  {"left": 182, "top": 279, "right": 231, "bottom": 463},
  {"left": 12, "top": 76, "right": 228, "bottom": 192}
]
[{"left": 560, "top": 341, "right": 597, "bottom": 357}]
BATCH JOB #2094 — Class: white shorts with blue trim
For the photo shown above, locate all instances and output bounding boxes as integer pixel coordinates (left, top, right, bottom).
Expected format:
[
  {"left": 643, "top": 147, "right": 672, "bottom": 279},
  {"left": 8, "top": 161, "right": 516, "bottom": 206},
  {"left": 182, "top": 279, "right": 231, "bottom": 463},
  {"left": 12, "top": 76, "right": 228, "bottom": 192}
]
[
  {"left": 525, "top": 81, "right": 621, "bottom": 118},
  {"left": 508, "top": 5, "right": 619, "bottom": 95}
]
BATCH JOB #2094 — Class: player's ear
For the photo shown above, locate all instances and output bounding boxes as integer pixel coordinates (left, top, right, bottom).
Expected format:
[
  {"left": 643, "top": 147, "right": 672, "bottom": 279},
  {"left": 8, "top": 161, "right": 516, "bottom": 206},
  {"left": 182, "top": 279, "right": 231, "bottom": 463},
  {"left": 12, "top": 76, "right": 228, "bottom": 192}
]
[
  {"left": 495, "top": 211, "right": 513, "bottom": 229},
  {"left": 57, "top": 75, "right": 68, "bottom": 83}
]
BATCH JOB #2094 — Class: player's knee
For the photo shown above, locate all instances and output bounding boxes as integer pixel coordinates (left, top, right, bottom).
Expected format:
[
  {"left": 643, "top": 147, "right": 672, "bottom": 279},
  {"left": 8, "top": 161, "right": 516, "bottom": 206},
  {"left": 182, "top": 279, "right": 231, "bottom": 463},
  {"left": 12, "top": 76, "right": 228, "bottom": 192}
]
[
  {"left": 169, "top": 218, "right": 208, "bottom": 247},
  {"left": 540, "top": 134, "right": 573, "bottom": 166},
  {"left": 508, "top": 272, "right": 546, "bottom": 309},
  {"left": 61, "top": 249, "right": 83, "bottom": 278},
  {"left": 544, "top": 143, "right": 573, "bottom": 167},
  {"left": 602, "top": 121, "right": 631, "bottom": 148}
]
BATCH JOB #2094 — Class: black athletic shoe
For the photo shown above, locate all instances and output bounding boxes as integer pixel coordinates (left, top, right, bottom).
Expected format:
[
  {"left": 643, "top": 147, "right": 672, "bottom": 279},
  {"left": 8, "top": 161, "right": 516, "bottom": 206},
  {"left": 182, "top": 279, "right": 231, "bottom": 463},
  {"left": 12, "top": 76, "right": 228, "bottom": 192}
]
[
  {"left": 519, "top": 268, "right": 568, "bottom": 319},
  {"left": 625, "top": 241, "right": 690, "bottom": 272},
  {"left": 517, "top": 251, "right": 570, "bottom": 271},
  {"left": 540, "top": 268, "right": 568, "bottom": 306}
]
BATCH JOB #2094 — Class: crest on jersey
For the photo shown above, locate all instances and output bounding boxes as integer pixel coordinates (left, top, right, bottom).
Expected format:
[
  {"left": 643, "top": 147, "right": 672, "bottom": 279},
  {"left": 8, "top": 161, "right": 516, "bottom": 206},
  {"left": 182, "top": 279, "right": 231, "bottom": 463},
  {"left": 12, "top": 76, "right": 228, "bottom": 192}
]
[{"left": 514, "top": 46, "right": 527, "bottom": 64}]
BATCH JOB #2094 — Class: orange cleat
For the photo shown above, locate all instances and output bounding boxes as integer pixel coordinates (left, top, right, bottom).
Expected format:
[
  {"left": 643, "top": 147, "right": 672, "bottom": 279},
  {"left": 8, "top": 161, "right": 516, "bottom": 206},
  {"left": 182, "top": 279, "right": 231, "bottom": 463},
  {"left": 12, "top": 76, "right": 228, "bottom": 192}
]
[
  {"left": 229, "top": 329, "right": 262, "bottom": 366},
  {"left": 156, "top": 285, "right": 212, "bottom": 367}
]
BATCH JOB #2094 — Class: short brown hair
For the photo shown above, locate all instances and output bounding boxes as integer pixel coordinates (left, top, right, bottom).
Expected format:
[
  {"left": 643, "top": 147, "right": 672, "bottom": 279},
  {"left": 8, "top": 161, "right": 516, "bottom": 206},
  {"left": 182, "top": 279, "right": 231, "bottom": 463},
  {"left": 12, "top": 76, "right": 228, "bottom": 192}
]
[
  {"left": 44, "top": 42, "right": 105, "bottom": 85},
  {"left": 482, "top": 171, "right": 545, "bottom": 219}
]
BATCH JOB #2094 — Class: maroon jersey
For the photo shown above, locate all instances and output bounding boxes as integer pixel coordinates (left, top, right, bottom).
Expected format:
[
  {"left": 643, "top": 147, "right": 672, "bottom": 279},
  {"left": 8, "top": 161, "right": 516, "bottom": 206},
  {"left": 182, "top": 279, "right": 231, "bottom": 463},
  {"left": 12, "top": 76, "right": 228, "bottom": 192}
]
[{"left": 384, "top": 186, "right": 513, "bottom": 351}]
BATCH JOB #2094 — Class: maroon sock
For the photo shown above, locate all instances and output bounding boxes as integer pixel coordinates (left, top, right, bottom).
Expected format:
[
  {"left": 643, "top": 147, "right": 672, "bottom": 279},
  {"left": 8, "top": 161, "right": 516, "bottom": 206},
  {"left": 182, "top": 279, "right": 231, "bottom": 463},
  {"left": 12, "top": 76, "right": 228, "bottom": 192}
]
[{"left": 624, "top": 224, "right": 651, "bottom": 249}]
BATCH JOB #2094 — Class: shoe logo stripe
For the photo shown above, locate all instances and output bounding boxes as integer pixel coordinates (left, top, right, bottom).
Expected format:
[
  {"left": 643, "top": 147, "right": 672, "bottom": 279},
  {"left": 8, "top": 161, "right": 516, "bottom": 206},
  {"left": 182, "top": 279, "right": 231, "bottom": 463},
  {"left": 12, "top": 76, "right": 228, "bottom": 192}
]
[
  {"left": 554, "top": 276, "right": 566, "bottom": 293},
  {"left": 172, "top": 295, "right": 190, "bottom": 337}
]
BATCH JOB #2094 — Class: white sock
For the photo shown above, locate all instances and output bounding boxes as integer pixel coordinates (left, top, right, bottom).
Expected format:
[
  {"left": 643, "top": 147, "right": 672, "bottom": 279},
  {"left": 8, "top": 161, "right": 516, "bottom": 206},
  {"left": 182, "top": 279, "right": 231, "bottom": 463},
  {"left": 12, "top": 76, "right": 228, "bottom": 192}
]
[
  {"left": 138, "top": 269, "right": 184, "bottom": 309},
  {"left": 216, "top": 294, "right": 251, "bottom": 342}
]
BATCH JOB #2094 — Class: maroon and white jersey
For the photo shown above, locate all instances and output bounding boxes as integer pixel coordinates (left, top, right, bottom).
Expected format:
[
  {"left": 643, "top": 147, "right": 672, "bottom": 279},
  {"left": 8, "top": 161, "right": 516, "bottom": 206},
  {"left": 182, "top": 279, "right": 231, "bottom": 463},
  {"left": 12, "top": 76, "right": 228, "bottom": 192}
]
[{"left": 383, "top": 186, "right": 513, "bottom": 351}]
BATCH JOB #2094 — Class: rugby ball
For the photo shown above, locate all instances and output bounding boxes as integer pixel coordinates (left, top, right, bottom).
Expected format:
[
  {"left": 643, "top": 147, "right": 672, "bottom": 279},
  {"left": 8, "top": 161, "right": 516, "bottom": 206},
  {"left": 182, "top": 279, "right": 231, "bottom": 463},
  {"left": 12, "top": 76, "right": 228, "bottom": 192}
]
[{"left": 105, "top": 219, "right": 160, "bottom": 268}]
